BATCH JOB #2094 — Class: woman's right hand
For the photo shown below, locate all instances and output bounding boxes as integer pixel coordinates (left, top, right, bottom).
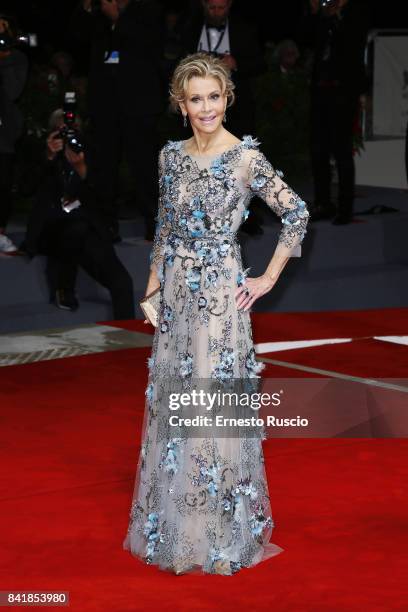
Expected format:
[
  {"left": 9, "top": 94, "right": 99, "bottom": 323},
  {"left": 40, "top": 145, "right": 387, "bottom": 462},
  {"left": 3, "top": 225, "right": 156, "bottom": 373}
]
[
  {"left": 142, "top": 267, "right": 160, "bottom": 325},
  {"left": 144, "top": 271, "right": 160, "bottom": 298}
]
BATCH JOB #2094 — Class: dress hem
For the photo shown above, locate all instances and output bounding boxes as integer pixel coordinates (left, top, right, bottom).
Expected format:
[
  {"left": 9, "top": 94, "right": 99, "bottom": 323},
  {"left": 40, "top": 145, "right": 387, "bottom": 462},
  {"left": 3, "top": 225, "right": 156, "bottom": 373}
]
[{"left": 123, "top": 538, "right": 284, "bottom": 576}]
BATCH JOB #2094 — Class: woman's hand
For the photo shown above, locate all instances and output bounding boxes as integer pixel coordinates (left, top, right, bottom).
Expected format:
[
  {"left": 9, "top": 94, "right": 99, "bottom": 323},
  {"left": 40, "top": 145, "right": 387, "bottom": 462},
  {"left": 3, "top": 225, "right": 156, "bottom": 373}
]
[
  {"left": 145, "top": 267, "right": 160, "bottom": 298},
  {"left": 142, "top": 271, "right": 160, "bottom": 325},
  {"left": 235, "top": 273, "right": 276, "bottom": 312}
]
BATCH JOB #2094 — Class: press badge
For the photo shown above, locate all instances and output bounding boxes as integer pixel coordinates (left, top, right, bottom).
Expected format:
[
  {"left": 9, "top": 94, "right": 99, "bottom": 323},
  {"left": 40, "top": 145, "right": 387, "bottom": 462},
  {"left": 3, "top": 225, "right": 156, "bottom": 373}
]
[{"left": 104, "top": 50, "right": 120, "bottom": 64}]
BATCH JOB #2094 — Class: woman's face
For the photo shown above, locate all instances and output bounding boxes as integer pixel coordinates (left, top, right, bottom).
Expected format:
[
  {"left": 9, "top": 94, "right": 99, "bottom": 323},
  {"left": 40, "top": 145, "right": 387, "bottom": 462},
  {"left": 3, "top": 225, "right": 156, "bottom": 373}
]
[{"left": 180, "top": 76, "right": 227, "bottom": 135}]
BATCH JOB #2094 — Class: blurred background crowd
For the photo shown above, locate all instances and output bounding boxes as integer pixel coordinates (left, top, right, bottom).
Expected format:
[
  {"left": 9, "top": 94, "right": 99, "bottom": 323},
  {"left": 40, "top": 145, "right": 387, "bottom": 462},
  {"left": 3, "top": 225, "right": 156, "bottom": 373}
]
[{"left": 0, "top": 0, "right": 400, "bottom": 318}]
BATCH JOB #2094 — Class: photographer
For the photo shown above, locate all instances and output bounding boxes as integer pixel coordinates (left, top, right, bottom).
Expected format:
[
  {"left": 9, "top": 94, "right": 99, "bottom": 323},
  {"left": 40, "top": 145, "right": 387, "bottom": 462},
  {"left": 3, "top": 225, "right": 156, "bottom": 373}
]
[
  {"left": 70, "top": 0, "right": 163, "bottom": 241},
  {"left": 23, "top": 107, "right": 135, "bottom": 320},
  {"left": 0, "top": 15, "right": 28, "bottom": 254}
]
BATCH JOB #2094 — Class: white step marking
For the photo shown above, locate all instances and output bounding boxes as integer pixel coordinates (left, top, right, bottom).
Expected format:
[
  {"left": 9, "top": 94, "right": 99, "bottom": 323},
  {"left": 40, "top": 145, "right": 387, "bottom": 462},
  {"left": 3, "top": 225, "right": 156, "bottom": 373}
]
[
  {"left": 374, "top": 336, "right": 408, "bottom": 347},
  {"left": 255, "top": 338, "right": 353, "bottom": 354}
]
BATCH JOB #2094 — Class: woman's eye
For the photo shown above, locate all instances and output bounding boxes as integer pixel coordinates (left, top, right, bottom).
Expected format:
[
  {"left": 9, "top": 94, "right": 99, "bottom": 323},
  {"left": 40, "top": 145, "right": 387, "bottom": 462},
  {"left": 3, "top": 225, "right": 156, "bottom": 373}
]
[
  {"left": 191, "top": 97, "right": 200, "bottom": 103},
  {"left": 211, "top": 94, "right": 220, "bottom": 100}
]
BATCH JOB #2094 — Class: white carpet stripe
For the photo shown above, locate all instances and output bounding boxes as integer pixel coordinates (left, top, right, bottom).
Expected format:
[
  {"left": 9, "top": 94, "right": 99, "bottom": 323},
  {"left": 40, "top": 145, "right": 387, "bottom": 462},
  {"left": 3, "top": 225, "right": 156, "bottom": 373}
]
[
  {"left": 0, "top": 324, "right": 153, "bottom": 367},
  {"left": 374, "top": 336, "right": 408, "bottom": 347},
  {"left": 258, "top": 356, "right": 408, "bottom": 393},
  {"left": 255, "top": 338, "right": 353, "bottom": 354}
]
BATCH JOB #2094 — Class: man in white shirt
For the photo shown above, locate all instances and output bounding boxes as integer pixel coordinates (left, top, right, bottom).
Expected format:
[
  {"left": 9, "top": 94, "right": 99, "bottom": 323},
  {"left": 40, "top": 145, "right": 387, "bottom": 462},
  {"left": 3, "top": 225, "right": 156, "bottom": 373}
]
[
  {"left": 197, "top": 0, "right": 237, "bottom": 72},
  {"left": 183, "top": 0, "right": 264, "bottom": 136}
]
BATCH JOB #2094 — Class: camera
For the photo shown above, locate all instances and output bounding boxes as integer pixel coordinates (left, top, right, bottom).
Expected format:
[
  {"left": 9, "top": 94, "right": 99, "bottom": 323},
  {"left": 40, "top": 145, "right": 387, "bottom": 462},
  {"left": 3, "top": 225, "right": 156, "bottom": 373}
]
[
  {"left": 16, "top": 33, "right": 38, "bottom": 47},
  {"left": 0, "top": 15, "right": 37, "bottom": 51},
  {"left": 56, "top": 92, "right": 84, "bottom": 154}
]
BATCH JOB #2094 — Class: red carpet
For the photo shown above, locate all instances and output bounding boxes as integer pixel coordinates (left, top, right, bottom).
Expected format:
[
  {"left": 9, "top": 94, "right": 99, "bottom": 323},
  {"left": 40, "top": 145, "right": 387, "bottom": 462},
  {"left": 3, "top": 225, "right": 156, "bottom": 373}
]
[{"left": 1, "top": 308, "right": 408, "bottom": 611}]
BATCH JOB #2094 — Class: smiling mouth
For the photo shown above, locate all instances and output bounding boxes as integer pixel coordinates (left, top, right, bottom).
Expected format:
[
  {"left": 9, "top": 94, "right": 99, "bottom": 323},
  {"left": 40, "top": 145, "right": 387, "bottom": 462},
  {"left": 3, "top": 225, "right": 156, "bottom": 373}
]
[{"left": 200, "top": 115, "right": 216, "bottom": 122}]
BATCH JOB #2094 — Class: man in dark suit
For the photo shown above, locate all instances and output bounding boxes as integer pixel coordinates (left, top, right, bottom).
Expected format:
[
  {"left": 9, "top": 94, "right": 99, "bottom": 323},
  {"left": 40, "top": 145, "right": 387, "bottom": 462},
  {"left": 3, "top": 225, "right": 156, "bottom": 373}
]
[
  {"left": 71, "top": 0, "right": 163, "bottom": 240},
  {"left": 299, "top": 0, "right": 370, "bottom": 225},
  {"left": 182, "top": 0, "right": 265, "bottom": 234}
]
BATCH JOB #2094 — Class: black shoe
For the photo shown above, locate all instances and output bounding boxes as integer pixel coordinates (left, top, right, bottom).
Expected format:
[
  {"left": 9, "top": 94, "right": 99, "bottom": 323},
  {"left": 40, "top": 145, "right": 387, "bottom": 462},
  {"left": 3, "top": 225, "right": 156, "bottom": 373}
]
[
  {"left": 55, "top": 289, "right": 79, "bottom": 311},
  {"left": 332, "top": 213, "right": 352, "bottom": 225}
]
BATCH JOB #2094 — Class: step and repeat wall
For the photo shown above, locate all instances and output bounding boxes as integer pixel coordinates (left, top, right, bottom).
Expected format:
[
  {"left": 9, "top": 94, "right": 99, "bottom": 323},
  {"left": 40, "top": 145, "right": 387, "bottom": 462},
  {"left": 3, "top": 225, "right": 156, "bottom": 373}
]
[
  {"left": 356, "top": 31, "right": 408, "bottom": 188},
  {"left": 373, "top": 33, "right": 408, "bottom": 137}
]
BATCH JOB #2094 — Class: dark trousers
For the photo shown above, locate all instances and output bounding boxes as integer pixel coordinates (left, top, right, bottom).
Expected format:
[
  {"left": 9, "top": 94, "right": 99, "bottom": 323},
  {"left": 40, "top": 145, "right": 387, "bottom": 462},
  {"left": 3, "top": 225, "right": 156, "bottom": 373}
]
[
  {"left": 310, "top": 88, "right": 359, "bottom": 216},
  {"left": 405, "top": 120, "right": 408, "bottom": 185},
  {"left": 0, "top": 153, "right": 15, "bottom": 228},
  {"left": 39, "top": 213, "right": 135, "bottom": 320},
  {"left": 88, "top": 110, "right": 159, "bottom": 235}
]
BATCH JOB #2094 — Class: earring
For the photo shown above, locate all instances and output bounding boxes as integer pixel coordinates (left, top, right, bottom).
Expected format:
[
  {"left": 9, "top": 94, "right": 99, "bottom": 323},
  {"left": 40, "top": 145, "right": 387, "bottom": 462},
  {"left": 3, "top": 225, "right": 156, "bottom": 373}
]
[
  {"left": 183, "top": 114, "right": 187, "bottom": 127},
  {"left": 223, "top": 112, "right": 227, "bottom": 123}
]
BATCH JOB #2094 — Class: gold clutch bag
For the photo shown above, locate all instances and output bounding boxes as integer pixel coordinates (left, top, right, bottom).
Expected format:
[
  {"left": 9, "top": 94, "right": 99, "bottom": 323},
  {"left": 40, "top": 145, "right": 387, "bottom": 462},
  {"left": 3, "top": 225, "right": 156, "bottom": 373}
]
[{"left": 140, "top": 286, "right": 161, "bottom": 327}]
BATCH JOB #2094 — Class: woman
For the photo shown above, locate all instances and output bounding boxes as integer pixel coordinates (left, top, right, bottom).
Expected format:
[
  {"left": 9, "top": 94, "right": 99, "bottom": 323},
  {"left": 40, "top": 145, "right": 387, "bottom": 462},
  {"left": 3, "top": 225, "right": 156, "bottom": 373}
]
[{"left": 123, "top": 53, "right": 309, "bottom": 575}]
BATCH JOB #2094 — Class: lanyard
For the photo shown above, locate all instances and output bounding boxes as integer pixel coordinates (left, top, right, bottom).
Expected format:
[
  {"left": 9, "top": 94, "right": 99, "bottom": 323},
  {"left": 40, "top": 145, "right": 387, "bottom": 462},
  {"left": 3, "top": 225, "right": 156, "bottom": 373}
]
[{"left": 205, "top": 25, "right": 226, "bottom": 54}]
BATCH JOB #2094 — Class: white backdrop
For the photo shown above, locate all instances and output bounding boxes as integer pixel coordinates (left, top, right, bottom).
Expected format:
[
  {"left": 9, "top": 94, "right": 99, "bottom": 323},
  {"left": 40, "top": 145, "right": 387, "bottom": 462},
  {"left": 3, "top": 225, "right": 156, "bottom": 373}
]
[{"left": 373, "top": 35, "right": 408, "bottom": 137}]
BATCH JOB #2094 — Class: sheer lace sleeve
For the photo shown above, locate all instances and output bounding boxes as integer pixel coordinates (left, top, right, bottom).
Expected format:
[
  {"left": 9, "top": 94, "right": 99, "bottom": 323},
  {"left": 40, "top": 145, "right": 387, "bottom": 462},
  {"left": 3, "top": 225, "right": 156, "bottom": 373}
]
[
  {"left": 245, "top": 145, "right": 310, "bottom": 257},
  {"left": 149, "top": 147, "right": 173, "bottom": 278}
]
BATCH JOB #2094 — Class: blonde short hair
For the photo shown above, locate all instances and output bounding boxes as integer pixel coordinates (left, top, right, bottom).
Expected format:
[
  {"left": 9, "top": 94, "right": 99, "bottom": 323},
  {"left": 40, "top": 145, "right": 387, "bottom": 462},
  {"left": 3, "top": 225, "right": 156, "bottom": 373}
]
[{"left": 169, "top": 52, "right": 235, "bottom": 112}]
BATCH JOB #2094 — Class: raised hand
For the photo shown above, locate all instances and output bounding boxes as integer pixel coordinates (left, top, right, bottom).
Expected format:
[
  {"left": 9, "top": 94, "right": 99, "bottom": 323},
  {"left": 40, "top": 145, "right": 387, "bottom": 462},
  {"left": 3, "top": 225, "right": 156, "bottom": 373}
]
[
  {"left": 0, "top": 17, "right": 10, "bottom": 34},
  {"left": 101, "top": 0, "right": 120, "bottom": 22},
  {"left": 221, "top": 53, "right": 237, "bottom": 71},
  {"left": 309, "top": 0, "right": 320, "bottom": 14},
  {"left": 47, "top": 130, "right": 64, "bottom": 160}
]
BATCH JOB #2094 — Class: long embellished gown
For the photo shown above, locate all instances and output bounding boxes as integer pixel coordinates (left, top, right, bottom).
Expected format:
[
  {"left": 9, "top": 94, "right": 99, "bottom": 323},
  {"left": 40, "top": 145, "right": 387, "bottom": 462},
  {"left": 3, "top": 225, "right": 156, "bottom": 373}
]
[{"left": 123, "top": 135, "right": 309, "bottom": 575}]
